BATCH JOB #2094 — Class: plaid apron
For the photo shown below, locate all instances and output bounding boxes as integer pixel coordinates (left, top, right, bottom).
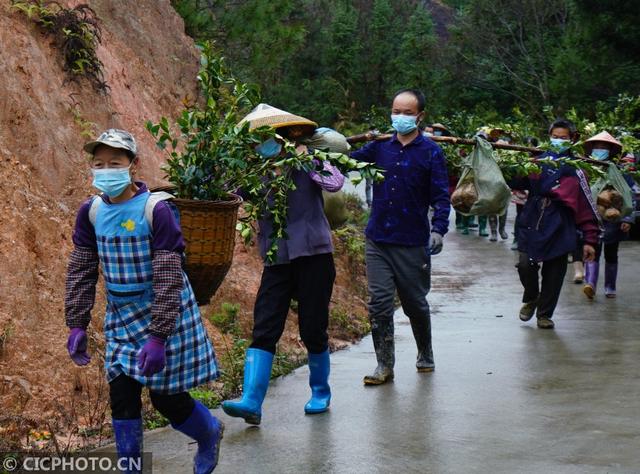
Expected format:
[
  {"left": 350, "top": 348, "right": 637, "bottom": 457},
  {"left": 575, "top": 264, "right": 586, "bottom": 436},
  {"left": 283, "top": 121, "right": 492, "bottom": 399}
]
[{"left": 94, "top": 191, "right": 218, "bottom": 394}]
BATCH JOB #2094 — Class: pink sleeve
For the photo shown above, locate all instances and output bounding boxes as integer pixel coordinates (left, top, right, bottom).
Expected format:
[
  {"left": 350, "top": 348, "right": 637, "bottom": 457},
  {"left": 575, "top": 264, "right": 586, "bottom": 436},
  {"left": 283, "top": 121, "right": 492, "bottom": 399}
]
[
  {"left": 309, "top": 161, "right": 345, "bottom": 193},
  {"left": 550, "top": 174, "right": 600, "bottom": 246}
]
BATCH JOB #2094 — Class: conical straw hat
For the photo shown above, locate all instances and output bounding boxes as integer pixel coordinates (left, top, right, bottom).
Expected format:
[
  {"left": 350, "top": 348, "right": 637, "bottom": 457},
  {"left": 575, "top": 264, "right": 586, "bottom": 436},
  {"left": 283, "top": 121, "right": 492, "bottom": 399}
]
[
  {"left": 584, "top": 131, "right": 622, "bottom": 156},
  {"left": 239, "top": 103, "right": 318, "bottom": 131}
]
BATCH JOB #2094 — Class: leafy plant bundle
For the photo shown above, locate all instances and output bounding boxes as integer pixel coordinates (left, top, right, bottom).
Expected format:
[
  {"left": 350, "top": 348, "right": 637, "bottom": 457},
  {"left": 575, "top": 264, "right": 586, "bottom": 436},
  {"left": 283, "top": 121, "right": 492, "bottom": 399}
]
[
  {"left": 11, "top": 1, "right": 107, "bottom": 92},
  {"left": 146, "top": 42, "right": 383, "bottom": 261}
]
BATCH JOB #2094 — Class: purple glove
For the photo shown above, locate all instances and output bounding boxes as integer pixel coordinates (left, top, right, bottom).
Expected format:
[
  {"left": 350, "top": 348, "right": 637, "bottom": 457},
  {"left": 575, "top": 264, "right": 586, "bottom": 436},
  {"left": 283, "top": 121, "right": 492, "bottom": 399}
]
[
  {"left": 137, "top": 335, "right": 166, "bottom": 377},
  {"left": 67, "top": 328, "right": 91, "bottom": 366}
]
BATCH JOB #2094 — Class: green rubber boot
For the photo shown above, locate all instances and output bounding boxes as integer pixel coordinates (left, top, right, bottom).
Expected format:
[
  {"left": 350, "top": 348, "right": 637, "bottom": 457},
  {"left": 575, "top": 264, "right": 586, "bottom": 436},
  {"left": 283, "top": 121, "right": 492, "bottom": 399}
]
[{"left": 478, "top": 216, "right": 489, "bottom": 236}]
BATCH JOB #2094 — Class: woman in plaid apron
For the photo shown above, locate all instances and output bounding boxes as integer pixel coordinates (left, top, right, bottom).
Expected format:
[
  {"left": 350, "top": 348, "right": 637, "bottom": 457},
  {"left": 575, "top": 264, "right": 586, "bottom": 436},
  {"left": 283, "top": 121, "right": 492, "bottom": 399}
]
[{"left": 65, "top": 129, "right": 223, "bottom": 474}]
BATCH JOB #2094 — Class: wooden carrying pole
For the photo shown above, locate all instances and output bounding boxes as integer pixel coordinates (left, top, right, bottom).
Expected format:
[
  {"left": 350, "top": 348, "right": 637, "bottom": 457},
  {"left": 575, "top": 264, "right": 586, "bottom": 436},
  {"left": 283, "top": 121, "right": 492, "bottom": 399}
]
[{"left": 346, "top": 131, "right": 607, "bottom": 166}]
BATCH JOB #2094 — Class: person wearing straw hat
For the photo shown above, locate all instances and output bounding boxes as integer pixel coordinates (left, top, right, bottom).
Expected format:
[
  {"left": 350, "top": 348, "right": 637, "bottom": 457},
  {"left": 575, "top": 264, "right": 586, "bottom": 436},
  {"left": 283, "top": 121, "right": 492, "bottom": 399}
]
[
  {"left": 430, "top": 122, "right": 452, "bottom": 137},
  {"left": 488, "top": 130, "right": 514, "bottom": 242},
  {"left": 65, "top": 129, "right": 223, "bottom": 473},
  {"left": 222, "top": 104, "right": 344, "bottom": 425},
  {"left": 510, "top": 118, "right": 599, "bottom": 329},
  {"left": 582, "top": 131, "right": 635, "bottom": 299},
  {"left": 349, "top": 88, "right": 451, "bottom": 385}
]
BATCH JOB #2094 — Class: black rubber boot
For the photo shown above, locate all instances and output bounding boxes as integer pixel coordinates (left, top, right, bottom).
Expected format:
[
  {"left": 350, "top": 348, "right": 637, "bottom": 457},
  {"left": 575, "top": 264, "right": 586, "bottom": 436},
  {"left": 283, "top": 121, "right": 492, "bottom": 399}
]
[
  {"left": 499, "top": 212, "right": 509, "bottom": 240},
  {"left": 409, "top": 315, "right": 435, "bottom": 372},
  {"left": 489, "top": 216, "right": 498, "bottom": 241},
  {"left": 363, "top": 318, "right": 395, "bottom": 385}
]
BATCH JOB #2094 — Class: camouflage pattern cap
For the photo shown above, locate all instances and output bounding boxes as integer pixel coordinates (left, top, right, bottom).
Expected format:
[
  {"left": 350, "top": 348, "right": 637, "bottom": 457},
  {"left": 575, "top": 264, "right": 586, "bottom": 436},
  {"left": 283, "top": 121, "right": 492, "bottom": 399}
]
[{"left": 83, "top": 129, "right": 137, "bottom": 155}]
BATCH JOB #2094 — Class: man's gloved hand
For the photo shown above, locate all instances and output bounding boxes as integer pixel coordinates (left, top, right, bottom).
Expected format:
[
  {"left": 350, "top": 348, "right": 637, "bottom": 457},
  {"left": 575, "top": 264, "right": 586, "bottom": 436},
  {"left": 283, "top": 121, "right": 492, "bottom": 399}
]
[
  {"left": 137, "top": 336, "right": 166, "bottom": 377},
  {"left": 67, "top": 328, "right": 91, "bottom": 366},
  {"left": 429, "top": 232, "right": 444, "bottom": 255}
]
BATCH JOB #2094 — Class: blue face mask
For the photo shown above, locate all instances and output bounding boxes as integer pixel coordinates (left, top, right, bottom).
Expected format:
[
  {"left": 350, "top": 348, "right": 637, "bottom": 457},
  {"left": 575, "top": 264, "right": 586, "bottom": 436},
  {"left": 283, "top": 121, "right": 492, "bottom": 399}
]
[
  {"left": 591, "top": 148, "right": 610, "bottom": 161},
  {"left": 256, "top": 138, "right": 282, "bottom": 158},
  {"left": 91, "top": 166, "right": 132, "bottom": 198},
  {"left": 391, "top": 114, "right": 418, "bottom": 135},
  {"left": 550, "top": 138, "right": 571, "bottom": 153},
  {"left": 433, "top": 130, "right": 443, "bottom": 136}
]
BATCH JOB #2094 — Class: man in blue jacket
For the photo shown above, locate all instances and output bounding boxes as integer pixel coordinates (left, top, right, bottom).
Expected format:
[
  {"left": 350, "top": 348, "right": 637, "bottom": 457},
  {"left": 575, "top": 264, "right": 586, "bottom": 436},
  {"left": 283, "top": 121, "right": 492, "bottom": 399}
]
[{"left": 351, "top": 89, "right": 451, "bottom": 385}]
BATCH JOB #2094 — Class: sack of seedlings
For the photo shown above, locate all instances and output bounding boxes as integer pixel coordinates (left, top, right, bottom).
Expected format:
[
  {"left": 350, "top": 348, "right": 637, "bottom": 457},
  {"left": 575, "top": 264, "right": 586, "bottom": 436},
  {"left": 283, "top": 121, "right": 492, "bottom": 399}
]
[
  {"left": 452, "top": 137, "right": 511, "bottom": 216},
  {"left": 591, "top": 162, "right": 633, "bottom": 222}
]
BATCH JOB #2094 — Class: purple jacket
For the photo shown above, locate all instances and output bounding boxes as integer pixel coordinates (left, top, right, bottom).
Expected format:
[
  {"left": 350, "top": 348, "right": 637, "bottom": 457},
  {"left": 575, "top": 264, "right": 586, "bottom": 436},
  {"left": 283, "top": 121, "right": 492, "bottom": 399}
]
[{"left": 258, "top": 161, "right": 344, "bottom": 265}]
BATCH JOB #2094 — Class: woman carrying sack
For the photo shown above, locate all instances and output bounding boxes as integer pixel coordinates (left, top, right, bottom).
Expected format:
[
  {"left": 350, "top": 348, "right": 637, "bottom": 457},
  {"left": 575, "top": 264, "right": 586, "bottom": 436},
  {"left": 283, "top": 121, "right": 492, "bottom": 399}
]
[{"left": 582, "top": 131, "right": 636, "bottom": 299}]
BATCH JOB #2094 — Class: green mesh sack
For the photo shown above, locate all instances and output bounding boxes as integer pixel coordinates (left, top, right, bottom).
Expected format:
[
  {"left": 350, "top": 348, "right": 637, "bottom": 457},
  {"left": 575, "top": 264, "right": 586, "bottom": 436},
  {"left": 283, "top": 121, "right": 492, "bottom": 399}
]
[
  {"left": 591, "top": 162, "right": 633, "bottom": 221},
  {"left": 451, "top": 137, "right": 511, "bottom": 216}
]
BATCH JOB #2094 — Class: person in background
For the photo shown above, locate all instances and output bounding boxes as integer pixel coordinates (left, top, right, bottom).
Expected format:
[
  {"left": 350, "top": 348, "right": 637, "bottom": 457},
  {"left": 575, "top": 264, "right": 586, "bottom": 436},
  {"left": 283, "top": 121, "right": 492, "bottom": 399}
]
[
  {"left": 350, "top": 88, "right": 450, "bottom": 384},
  {"left": 489, "top": 131, "right": 513, "bottom": 242},
  {"left": 222, "top": 104, "right": 344, "bottom": 425},
  {"left": 431, "top": 123, "right": 452, "bottom": 137},
  {"left": 510, "top": 119, "right": 599, "bottom": 329},
  {"left": 365, "top": 177, "right": 373, "bottom": 208},
  {"left": 582, "top": 131, "right": 635, "bottom": 299}
]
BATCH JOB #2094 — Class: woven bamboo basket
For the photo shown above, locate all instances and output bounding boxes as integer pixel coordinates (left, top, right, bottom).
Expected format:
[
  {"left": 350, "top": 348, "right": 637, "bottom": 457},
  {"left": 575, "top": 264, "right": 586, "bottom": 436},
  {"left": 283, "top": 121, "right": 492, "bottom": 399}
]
[{"left": 152, "top": 186, "right": 243, "bottom": 305}]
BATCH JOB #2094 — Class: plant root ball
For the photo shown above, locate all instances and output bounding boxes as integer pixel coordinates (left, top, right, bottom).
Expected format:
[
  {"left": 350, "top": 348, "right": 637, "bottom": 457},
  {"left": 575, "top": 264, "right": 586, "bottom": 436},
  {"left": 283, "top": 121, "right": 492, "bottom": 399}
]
[
  {"left": 451, "top": 181, "right": 478, "bottom": 214},
  {"left": 603, "top": 208, "right": 621, "bottom": 222},
  {"left": 597, "top": 188, "right": 623, "bottom": 210}
]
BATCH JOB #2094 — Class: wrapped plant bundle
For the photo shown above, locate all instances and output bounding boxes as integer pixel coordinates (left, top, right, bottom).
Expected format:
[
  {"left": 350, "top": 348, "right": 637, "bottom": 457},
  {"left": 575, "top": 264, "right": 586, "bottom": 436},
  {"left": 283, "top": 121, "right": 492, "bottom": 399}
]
[
  {"left": 451, "top": 137, "right": 511, "bottom": 215},
  {"left": 451, "top": 180, "right": 478, "bottom": 214},
  {"left": 591, "top": 163, "right": 633, "bottom": 222}
]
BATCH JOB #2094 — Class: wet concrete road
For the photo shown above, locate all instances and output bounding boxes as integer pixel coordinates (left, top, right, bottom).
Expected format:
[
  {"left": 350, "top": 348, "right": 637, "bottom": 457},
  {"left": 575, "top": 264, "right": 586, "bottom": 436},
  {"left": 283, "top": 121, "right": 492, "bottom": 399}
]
[{"left": 123, "top": 209, "right": 640, "bottom": 473}]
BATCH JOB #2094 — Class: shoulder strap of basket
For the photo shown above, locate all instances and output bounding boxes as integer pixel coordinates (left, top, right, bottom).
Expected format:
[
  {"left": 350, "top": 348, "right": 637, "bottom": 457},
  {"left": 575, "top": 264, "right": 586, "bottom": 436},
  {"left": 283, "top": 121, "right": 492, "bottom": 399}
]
[
  {"left": 88, "top": 195, "right": 102, "bottom": 227},
  {"left": 145, "top": 191, "right": 175, "bottom": 229}
]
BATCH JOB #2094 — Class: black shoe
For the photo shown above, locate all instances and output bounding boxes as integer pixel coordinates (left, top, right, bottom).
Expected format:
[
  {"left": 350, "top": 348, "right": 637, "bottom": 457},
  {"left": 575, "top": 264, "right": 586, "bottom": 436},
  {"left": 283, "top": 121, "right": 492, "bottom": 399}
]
[
  {"left": 519, "top": 300, "right": 537, "bottom": 321},
  {"left": 537, "top": 317, "right": 555, "bottom": 329}
]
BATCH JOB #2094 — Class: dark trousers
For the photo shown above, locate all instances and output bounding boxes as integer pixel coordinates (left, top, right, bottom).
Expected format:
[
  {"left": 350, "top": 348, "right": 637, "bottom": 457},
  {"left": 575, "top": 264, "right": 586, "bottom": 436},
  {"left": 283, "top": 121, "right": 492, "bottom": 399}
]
[
  {"left": 517, "top": 252, "right": 568, "bottom": 319},
  {"left": 109, "top": 374, "right": 194, "bottom": 424},
  {"left": 572, "top": 237, "right": 583, "bottom": 263},
  {"left": 596, "top": 241, "right": 620, "bottom": 263},
  {"left": 250, "top": 253, "right": 335, "bottom": 354},
  {"left": 365, "top": 239, "right": 432, "bottom": 362}
]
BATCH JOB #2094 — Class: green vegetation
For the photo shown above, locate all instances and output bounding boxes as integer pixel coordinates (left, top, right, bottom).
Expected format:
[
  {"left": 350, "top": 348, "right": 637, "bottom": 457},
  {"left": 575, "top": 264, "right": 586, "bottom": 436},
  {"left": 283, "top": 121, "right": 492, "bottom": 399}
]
[
  {"left": 11, "top": 0, "right": 107, "bottom": 92},
  {"left": 170, "top": 1, "right": 640, "bottom": 140},
  {"left": 146, "top": 42, "right": 383, "bottom": 262},
  {"left": 329, "top": 305, "right": 370, "bottom": 341}
]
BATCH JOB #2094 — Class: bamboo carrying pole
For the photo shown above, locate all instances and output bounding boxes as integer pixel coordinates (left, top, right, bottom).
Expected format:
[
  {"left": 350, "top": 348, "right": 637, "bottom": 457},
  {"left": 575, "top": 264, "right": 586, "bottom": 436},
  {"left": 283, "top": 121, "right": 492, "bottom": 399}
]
[{"left": 345, "top": 131, "right": 607, "bottom": 166}]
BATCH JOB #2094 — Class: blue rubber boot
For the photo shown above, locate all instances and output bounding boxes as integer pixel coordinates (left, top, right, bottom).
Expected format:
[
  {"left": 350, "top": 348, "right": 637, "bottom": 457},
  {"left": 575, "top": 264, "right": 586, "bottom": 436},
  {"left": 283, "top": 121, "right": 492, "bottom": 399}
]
[
  {"left": 112, "top": 418, "right": 143, "bottom": 474},
  {"left": 172, "top": 400, "right": 224, "bottom": 474},
  {"left": 304, "top": 350, "right": 331, "bottom": 414},
  {"left": 221, "top": 348, "right": 273, "bottom": 425}
]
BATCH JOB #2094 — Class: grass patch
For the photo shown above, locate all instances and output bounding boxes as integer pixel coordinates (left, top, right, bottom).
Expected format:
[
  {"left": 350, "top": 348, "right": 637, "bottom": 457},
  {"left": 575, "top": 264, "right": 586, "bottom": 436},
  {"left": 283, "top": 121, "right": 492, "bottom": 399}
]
[
  {"left": 11, "top": 0, "right": 108, "bottom": 92},
  {"left": 329, "top": 305, "right": 370, "bottom": 341}
]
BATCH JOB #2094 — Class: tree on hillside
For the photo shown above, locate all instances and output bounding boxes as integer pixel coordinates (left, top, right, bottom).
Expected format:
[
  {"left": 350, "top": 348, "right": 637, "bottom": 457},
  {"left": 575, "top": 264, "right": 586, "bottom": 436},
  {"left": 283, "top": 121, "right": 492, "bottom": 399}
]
[{"left": 452, "top": 0, "right": 571, "bottom": 116}]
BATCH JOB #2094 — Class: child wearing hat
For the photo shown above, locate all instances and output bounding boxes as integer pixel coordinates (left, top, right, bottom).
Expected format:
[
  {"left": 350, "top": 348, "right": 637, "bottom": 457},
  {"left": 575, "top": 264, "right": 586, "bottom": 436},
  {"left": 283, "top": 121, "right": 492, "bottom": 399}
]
[
  {"left": 582, "top": 131, "right": 635, "bottom": 299},
  {"left": 65, "top": 129, "right": 223, "bottom": 473}
]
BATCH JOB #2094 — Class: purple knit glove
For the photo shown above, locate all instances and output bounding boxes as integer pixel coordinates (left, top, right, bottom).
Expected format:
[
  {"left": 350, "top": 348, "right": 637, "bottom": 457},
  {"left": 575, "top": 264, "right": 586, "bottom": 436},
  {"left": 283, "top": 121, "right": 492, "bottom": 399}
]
[
  {"left": 137, "top": 335, "right": 166, "bottom": 377},
  {"left": 67, "top": 328, "right": 91, "bottom": 366}
]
